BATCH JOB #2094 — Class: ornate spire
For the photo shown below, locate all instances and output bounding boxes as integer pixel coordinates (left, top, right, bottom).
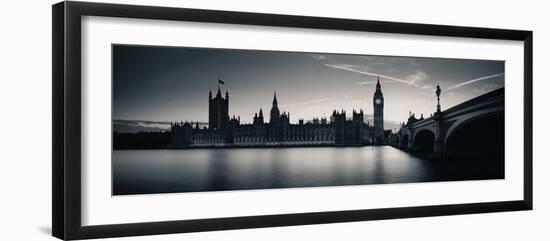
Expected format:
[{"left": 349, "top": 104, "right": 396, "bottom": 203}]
[
  {"left": 270, "top": 91, "right": 280, "bottom": 123},
  {"left": 376, "top": 75, "right": 381, "bottom": 89},
  {"left": 272, "top": 91, "right": 278, "bottom": 107}
]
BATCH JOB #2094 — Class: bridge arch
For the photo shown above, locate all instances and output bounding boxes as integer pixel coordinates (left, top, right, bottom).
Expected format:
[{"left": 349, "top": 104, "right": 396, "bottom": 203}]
[
  {"left": 412, "top": 129, "right": 436, "bottom": 153},
  {"left": 444, "top": 108, "right": 504, "bottom": 160},
  {"left": 412, "top": 126, "right": 436, "bottom": 143}
]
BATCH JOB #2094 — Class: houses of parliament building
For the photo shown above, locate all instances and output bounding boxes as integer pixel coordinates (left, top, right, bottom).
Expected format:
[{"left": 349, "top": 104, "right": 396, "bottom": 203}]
[{"left": 171, "top": 79, "right": 385, "bottom": 147}]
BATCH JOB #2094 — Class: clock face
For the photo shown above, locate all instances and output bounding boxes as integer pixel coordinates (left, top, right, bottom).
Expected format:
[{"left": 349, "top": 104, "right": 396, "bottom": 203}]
[{"left": 375, "top": 98, "right": 381, "bottom": 104}]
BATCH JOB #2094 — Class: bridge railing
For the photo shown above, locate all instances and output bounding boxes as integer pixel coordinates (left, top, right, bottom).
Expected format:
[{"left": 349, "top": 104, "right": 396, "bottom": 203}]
[
  {"left": 397, "top": 87, "right": 504, "bottom": 132},
  {"left": 441, "top": 87, "right": 504, "bottom": 115}
]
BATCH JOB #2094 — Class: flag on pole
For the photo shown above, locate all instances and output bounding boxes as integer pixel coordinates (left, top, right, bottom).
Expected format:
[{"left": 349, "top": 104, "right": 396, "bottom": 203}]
[{"left": 218, "top": 79, "right": 225, "bottom": 85}]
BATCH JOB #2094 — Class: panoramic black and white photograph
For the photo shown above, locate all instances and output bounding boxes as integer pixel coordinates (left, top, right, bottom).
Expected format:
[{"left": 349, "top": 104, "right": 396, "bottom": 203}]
[{"left": 112, "top": 45, "right": 505, "bottom": 195}]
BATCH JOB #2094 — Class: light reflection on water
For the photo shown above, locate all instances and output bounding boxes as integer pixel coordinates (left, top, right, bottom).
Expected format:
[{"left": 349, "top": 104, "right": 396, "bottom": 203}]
[{"left": 112, "top": 146, "right": 501, "bottom": 195}]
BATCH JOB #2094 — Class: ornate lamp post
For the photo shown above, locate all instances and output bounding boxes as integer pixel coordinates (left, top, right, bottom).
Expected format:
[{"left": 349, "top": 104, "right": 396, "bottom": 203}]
[
  {"left": 433, "top": 83, "right": 443, "bottom": 157},
  {"left": 436, "top": 84, "right": 442, "bottom": 113}
]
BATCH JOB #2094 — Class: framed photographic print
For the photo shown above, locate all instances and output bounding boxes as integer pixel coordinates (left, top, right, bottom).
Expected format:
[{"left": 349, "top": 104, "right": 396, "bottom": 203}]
[{"left": 52, "top": 1, "right": 533, "bottom": 240}]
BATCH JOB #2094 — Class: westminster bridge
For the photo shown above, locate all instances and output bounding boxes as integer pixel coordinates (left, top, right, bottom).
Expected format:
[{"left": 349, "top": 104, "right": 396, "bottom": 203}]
[{"left": 388, "top": 87, "right": 504, "bottom": 159}]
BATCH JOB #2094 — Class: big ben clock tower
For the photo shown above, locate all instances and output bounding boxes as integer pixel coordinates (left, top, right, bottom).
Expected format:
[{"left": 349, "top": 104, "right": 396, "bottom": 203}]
[{"left": 373, "top": 76, "right": 384, "bottom": 144}]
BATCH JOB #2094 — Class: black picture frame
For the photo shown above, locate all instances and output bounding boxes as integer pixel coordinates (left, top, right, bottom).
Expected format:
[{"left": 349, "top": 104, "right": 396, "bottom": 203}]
[{"left": 52, "top": 1, "right": 533, "bottom": 240}]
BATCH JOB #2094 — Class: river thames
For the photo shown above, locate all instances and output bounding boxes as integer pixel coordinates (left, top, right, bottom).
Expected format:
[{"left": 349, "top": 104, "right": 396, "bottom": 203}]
[{"left": 112, "top": 146, "right": 503, "bottom": 195}]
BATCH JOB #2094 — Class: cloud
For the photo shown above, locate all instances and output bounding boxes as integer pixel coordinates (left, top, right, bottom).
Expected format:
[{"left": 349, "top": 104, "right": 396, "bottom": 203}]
[
  {"left": 281, "top": 98, "right": 334, "bottom": 108},
  {"left": 406, "top": 71, "right": 429, "bottom": 85},
  {"left": 421, "top": 84, "right": 434, "bottom": 90},
  {"left": 334, "top": 64, "right": 356, "bottom": 68},
  {"left": 445, "top": 73, "right": 504, "bottom": 91},
  {"left": 324, "top": 64, "right": 421, "bottom": 87},
  {"left": 326, "top": 64, "right": 504, "bottom": 95},
  {"left": 310, "top": 54, "right": 326, "bottom": 60}
]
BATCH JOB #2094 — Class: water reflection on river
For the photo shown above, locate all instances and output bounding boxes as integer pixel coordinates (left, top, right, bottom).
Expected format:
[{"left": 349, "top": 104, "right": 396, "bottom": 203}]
[{"left": 112, "top": 146, "right": 503, "bottom": 195}]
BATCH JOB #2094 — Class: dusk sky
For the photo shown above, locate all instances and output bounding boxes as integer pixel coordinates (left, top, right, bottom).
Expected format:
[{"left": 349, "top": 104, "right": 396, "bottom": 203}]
[{"left": 112, "top": 45, "right": 504, "bottom": 132}]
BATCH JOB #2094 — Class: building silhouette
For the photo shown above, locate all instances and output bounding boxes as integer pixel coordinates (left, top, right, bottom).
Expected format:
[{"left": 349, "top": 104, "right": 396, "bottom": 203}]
[
  {"left": 208, "top": 88, "right": 229, "bottom": 131},
  {"left": 171, "top": 81, "right": 385, "bottom": 147}
]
